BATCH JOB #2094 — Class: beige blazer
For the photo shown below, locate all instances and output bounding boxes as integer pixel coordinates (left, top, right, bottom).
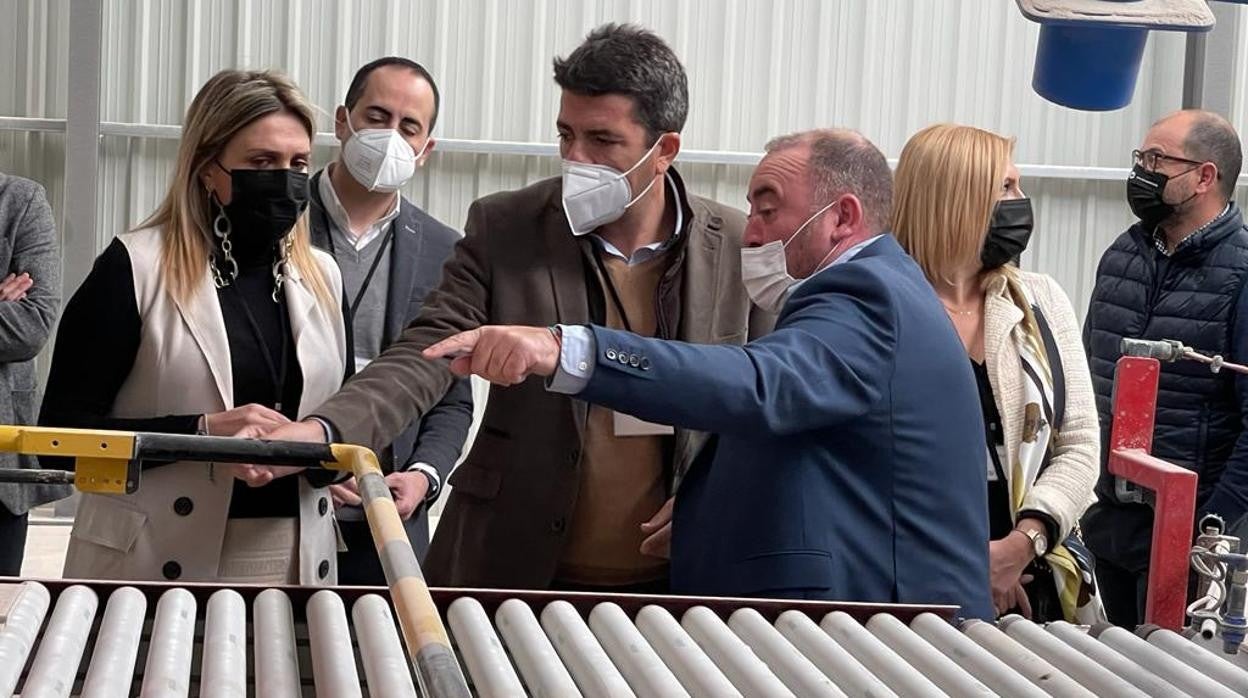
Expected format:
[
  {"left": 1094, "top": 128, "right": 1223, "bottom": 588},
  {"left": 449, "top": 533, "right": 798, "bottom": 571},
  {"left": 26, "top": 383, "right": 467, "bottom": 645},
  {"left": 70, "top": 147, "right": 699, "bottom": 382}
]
[
  {"left": 983, "top": 271, "right": 1100, "bottom": 539},
  {"left": 63, "top": 228, "right": 347, "bottom": 584}
]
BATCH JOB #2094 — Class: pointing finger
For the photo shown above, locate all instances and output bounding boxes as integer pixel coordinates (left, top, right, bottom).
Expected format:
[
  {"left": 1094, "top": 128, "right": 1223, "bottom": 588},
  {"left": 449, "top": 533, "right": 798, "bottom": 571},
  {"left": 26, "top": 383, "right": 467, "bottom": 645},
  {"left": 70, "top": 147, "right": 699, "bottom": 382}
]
[{"left": 423, "top": 329, "right": 482, "bottom": 360}]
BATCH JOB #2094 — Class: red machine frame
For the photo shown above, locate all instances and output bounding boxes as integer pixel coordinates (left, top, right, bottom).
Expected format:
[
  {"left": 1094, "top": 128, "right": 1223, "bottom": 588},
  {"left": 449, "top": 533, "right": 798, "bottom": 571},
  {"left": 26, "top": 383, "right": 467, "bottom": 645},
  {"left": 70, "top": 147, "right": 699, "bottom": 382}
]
[{"left": 1106, "top": 356, "right": 1198, "bottom": 630}]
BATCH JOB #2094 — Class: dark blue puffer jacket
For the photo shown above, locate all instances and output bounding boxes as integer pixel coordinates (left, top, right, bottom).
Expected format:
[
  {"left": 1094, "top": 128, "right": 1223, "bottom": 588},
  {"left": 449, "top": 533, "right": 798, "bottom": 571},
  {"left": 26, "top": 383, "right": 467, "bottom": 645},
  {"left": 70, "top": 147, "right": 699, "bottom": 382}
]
[{"left": 1082, "top": 204, "right": 1248, "bottom": 570}]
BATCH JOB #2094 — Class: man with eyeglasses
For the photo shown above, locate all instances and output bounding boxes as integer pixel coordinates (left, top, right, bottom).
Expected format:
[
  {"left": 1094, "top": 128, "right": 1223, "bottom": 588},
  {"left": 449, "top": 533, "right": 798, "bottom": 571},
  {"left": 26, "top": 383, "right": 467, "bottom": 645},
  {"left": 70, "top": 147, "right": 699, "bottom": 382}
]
[{"left": 1082, "top": 109, "right": 1248, "bottom": 627}]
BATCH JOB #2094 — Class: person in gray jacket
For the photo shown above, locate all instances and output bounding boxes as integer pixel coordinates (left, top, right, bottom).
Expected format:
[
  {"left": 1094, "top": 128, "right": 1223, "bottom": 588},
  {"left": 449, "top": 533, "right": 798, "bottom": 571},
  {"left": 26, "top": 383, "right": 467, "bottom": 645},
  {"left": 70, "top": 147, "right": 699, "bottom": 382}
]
[
  {"left": 0, "top": 172, "right": 64, "bottom": 575},
  {"left": 310, "top": 57, "right": 473, "bottom": 580}
]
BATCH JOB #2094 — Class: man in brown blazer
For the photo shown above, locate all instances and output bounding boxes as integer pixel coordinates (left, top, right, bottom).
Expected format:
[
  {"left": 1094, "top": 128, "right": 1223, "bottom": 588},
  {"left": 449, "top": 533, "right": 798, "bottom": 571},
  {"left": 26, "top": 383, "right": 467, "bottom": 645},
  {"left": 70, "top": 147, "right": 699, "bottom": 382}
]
[{"left": 259, "top": 23, "right": 769, "bottom": 592}]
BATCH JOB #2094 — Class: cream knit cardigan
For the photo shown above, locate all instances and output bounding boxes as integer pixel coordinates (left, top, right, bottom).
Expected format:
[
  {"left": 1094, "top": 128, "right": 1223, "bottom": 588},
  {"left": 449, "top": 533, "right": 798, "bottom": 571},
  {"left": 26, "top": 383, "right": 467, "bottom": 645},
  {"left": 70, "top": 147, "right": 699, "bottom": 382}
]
[{"left": 983, "top": 271, "right": 1100, "bottom": 539}]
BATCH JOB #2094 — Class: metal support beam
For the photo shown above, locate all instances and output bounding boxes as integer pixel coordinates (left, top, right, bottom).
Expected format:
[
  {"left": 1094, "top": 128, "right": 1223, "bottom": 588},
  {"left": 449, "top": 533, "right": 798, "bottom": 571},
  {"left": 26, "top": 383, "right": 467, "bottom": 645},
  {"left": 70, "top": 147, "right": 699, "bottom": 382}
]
[
  {"left": 62, "top": 0, "right": 103, "bottom": 299},
  {"left": 1182, "top": 2, "right": 1241, "bottom": 115}
]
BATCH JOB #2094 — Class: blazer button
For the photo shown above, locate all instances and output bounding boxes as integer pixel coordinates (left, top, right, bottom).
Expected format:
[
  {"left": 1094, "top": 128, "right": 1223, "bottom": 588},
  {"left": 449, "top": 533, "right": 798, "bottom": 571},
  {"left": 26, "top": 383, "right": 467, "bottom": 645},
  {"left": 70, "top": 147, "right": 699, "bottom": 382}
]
[
  {"left": 606, "top": 349, "right": 618, "bottom": 361},
  {"left": 318, "top": 559, "right": 330, "bottom": 580},
  {"left": 551, "top": 517, "right": 566, "bottom": 533},
  {"left": 640, "top": 358, "right": 651, "bottom": 371},
  {"left": 172, "top": 497, "right": 193, "bottom": 516},
  {"left": 567, "top": 449, "right": 580, "bottom": 466},
  {"left": 162, "top": 561, "right": 182, "bottom": 580},
  {"left": 629, "top": 355, "right": 640, "bottom": 368},
  {"left": 618, "top": 353, "right": 629, "bottom": 364},
  {"left": 318, "top": 497, "right": 329, "bottom": 516}
]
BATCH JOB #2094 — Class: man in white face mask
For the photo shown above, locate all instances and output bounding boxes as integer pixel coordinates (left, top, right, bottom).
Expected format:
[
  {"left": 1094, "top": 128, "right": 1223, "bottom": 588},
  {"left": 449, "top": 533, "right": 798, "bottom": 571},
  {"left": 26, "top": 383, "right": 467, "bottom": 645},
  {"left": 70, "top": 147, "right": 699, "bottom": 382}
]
[
  {"left": 307, "top": 57, "right": 474, "bottom": 583},
  {"left": 264, "top": 26, "right": 767, "bottom": 595},
  {"left": 422, "top": 129, "right": 995, "bottom": 618}
]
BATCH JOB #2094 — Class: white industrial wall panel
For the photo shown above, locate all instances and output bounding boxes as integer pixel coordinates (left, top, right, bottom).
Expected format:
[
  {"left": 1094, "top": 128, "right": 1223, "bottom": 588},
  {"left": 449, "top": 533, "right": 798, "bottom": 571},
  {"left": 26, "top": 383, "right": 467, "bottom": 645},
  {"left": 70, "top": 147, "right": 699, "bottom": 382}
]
[
  {"left": 8, "top": 0, "right": 1248, "bottom": 334},
  {"left": 0, "top": 0, "right": 69, "bottom": 229}
]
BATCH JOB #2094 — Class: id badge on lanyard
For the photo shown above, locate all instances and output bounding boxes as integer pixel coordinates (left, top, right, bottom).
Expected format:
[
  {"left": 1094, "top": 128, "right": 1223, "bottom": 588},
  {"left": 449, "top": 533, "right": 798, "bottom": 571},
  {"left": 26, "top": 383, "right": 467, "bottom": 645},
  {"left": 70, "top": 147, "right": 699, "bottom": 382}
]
[{"left": 613, "top": 411, "right": 675, "bottom": 437}]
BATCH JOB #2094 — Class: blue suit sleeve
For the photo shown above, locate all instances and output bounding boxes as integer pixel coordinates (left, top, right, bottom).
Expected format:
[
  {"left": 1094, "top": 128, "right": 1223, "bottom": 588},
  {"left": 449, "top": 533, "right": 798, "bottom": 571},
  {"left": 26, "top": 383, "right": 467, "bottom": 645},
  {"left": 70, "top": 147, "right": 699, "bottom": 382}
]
[
  {"left": 579, "top": 268, "right": 897, "bottom": 436},
  {"left": 1202, "top": 278, "right": 1248, "bottom": 526}
]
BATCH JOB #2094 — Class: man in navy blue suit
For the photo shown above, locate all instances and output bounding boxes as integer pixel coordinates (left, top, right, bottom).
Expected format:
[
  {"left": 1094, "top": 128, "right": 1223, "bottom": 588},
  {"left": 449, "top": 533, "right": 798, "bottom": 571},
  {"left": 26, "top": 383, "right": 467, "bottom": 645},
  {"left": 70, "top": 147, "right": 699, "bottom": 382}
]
[{"left": 425, "top": 129, "right": 993, "bottom": 618}]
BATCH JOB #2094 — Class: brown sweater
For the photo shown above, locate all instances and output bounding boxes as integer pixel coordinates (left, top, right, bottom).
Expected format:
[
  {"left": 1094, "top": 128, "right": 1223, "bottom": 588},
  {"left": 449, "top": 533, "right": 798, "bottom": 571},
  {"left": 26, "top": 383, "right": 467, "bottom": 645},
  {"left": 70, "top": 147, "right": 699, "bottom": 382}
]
[{"left": 555, "top": 250, "right": 673, "bottom": 586}]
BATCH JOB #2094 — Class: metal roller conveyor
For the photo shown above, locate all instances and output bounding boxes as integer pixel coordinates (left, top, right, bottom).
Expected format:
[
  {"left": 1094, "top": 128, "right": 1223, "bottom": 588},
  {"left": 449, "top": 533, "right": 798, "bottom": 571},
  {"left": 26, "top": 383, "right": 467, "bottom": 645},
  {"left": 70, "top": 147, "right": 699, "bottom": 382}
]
[
  {"left": 775, "top": 610, "right": 895, "bottom": 698},
  {"left": 634, "top": 604, "right": 740, "bottom": 698},
  {"left": 495, "top": 596, "right": 583, "bottom": 697},
  {"left": 999, "top": 615, "right": 1145, "bottom": 697},
  {"left": 866, "top": 612, "right": 991, "bottom": 696},
  {"left": 2, "top": 423, "right": 1247, "bottom": 695},
  {"left": 683, "top": 604, "right": 796, "bottom": 697},
  {"left": 961, "top": 618, "right": 1095, "bottom": 697},
  {"left": 447, "top": 596, "right": 527, "bottom": 698},
  {"left": 541, "top": 599, "right": 635, "bottom": 697},
  {"left": 911, "top": 612, "right": 1044, "bottom": 697},
  {"left": 1044, "top": 621, "right": 1187, "bottom": 698},
  {"left": 589, "top": 602, "right": 689, "bottom": 698},
  {"left": 1091, "top": 623, "right": 1241, "bottom": 698},
  {"left": 1, "top": 580, "right": 1246, "bottom": 695},
  {"left": 821, "top": 610, "right": 947, "bottom": 696},
  {"left": 1137, "top": 624, "right": 1248, "bottom": 692},
  {"left": 728, "top": 607, "right": 845, "bottom": 697}
]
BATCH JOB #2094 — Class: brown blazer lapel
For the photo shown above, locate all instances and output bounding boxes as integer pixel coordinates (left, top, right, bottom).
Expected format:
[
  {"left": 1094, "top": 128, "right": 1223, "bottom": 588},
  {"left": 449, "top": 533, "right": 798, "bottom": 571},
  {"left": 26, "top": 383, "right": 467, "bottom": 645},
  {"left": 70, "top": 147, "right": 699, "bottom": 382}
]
[
  {"left": 680, "top": 208, "right": 726, "bottom": 344},
  {"left": 542, "top": 200, "right": 592, "bottom": 434}
]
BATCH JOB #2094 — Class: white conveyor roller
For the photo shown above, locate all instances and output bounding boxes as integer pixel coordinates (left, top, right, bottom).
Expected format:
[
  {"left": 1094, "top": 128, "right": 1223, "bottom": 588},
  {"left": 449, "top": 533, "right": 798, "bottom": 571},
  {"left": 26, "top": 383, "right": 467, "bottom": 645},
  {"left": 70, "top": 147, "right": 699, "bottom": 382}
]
[
  {"left": 306, "top": 588, "right": 364, "bottom": 698},
  {"left": 140, "top": 587, "right": 198, "bottom": 698},
  {"left": 80, "top": 586, "right": 147, "bottom": 698},
  {"left": 22, "top": 584, "right": 98, "bottom": 698}
]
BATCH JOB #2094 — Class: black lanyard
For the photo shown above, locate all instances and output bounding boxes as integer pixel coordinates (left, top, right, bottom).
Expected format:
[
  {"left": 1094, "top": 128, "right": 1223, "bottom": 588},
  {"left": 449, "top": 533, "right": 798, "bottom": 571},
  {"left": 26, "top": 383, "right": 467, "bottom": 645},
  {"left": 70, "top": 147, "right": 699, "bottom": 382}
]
[
  {"left": 226, "top": 285, "right": 289, "bottom": 412},
  {"left": 320, "top": 204, "right": 395, "bottom": 325},
  {"left": 592, "top": 249, "right": 634, "bottom": 333}
]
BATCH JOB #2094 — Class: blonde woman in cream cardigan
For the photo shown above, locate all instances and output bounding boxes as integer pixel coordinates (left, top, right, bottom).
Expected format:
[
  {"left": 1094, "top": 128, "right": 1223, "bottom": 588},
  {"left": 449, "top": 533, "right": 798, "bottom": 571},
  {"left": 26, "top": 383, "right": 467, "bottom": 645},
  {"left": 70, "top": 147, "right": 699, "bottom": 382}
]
[{"left": 893, "top": 124, "right": 1103, "bottom": 622}]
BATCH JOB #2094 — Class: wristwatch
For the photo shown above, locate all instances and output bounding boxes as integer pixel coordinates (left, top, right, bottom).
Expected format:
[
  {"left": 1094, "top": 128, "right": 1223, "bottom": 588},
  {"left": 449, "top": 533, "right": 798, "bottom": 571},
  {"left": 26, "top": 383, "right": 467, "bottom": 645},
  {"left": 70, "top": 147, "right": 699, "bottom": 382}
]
[{"left": 1017, "top": 526, "right": 1049, "bottom": 557}]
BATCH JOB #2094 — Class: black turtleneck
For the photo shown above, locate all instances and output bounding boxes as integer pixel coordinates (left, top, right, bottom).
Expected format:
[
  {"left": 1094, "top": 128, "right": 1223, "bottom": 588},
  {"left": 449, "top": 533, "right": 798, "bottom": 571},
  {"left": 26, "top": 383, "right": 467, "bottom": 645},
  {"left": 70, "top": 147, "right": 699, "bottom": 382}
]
[
  {"left": 40, "top": 237, "right": 329, "bottom": 518},
  {"left": 215, "top": 242, "right": 306, "bottom": 517}
]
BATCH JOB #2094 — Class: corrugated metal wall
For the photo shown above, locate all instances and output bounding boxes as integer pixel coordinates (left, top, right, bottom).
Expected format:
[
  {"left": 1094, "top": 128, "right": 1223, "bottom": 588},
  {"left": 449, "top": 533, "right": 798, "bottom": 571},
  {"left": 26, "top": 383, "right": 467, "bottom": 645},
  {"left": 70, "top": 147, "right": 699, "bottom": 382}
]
[{"left": 4, "top": 0, "right": 1248, "bottom": 317}]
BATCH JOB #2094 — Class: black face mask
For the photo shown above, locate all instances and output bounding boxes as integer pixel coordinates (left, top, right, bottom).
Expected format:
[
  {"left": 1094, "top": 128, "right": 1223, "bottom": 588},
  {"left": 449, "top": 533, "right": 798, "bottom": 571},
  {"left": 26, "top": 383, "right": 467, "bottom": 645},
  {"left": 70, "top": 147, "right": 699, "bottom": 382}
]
[
  {"left": 981, "top": 198, "right": 1034, "bottom": 270},
  {"left": 215, "top": 165, "right": 309, "bottom": 265},
  {"left": 1126, "top": 163, "right": 1198, "bottom": 231}
]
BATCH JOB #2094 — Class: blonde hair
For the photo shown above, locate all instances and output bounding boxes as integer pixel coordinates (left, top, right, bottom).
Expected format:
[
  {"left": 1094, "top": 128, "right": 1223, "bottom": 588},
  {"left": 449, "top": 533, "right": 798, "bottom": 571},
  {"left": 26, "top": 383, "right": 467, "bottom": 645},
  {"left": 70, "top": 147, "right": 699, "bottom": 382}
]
[
  {"left": 892, "top": 124, "right": 1050, "bottom": 382},
  {"left": 136, "top": 69, "right": 333, "bottom": 308}
]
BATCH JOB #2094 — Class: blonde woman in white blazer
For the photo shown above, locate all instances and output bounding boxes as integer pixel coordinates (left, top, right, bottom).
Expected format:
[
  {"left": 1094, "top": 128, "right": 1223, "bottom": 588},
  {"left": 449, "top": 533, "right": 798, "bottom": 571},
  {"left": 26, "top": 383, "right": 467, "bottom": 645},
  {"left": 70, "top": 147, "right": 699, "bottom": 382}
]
[
  {"left": 40, "top": 70, "right": 346, "bottom": 585},
  {"left": 893, "top": 124, "right": 1102, "bottom": 622}
]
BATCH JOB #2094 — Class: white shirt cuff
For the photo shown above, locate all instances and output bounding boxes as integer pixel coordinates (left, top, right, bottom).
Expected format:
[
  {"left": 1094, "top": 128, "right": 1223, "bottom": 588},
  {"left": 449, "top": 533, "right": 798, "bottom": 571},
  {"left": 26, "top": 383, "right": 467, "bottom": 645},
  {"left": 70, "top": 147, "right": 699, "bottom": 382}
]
[
  {"left": 547, "top": 324, "right": 595, "bottom": 394},
  {"left": 405, "top": 461, "right": 442, "bottom": 502},
  {"left": 307, "top": 416, "right": 337, "bottom": 442}
]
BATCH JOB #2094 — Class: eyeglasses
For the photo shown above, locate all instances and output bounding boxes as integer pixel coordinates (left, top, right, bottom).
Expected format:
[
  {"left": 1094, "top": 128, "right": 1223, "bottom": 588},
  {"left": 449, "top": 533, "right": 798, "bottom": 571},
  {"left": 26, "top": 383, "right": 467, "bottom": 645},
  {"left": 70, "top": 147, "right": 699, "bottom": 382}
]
[{"left": 1132, "top": 149, "right": 1204, "bottom": 171}]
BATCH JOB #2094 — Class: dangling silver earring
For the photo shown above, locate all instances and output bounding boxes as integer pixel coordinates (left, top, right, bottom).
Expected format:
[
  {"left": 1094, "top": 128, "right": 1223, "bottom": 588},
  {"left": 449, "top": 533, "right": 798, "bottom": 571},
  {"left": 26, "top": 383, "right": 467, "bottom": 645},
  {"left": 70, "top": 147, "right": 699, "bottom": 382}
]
[
  {"left": 209, "top": 195, "right": 239, "bottom": 287},
  {"left": 272, "top": 232, "right": 293, "bottom": 303}
]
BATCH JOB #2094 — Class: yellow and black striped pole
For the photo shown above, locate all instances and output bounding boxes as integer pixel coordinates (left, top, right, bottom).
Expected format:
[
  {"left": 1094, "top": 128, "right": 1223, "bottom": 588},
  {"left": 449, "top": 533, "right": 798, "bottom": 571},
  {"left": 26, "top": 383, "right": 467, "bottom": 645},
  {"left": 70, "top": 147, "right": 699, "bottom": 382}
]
[
  {"left": 326, "top": 443, "right": 469, "bottom": 697},
  {"left": 0, "top": 425, "right": 471, "bottom": 698}
]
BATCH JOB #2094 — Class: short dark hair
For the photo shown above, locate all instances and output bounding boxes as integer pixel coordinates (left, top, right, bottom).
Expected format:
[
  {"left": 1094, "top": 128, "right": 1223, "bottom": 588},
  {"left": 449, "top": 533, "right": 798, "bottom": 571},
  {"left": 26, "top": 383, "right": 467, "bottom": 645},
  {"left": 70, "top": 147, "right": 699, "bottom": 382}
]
[
  {"left": 766, "top": 129, "right": 895, "bottom": 234},
  {"left": 344, "top": 57, "right": 441, "bottom": 131},
  {"left": 1181, "top": 111, "right": 1242, "bottom": 200},
  {"left": 552, "top": 23, "right": 688, "bottom": 142}
]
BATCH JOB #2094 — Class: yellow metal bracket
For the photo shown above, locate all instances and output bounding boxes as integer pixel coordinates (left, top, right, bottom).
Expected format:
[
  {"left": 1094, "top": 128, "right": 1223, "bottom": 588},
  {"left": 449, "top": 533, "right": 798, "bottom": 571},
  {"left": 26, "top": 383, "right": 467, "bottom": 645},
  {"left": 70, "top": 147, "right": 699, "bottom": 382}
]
[{"left": 0, "top": 425, "right": 138, "bottom": 493}]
